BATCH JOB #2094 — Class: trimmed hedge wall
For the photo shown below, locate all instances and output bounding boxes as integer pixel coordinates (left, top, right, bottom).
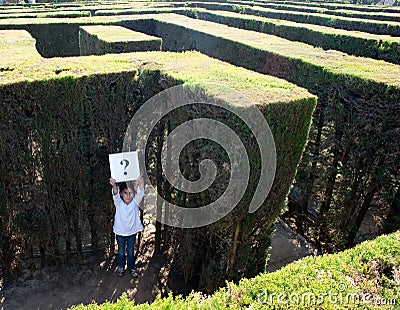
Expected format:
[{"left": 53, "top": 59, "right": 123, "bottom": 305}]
[
  {"left": 0, "top": 16, "right": 158, "bottom": 58},
  {"left": 179, "top": 9, "right": 400, "bottom": 65},
  {"left": 3, "top": 7, "right": 399, "bottom": 63},
  {"left": 0, "top": 21, "right": 82, "bottom": 57},
  {"left": 278, "top": 0, "right": 400, "bottom": 13},
  {"left": 232, "top": 1, "right": 400, "bottom": 23},
  {"left": 184, "top": 2, "right": 400, "bottom": 36},
  {"left": 315, "top": 8, "right": 400, "bottom": 23},
  {"left": 0, "top": 10, "right": 91, "bottom": 19},
  {"left": 0, "top": 32, "right": 316, "bottom": 292},
  {"left": 79, "top": 25, "right": 161, "bottom": 56}
]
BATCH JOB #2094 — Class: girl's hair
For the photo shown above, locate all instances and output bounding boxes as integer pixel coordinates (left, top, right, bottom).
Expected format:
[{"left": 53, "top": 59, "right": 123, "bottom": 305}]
[
  {"left": 118, "top": 182, "right": 136, "bottom": 196},
  {"left": 119, "top": 182, "right": 128, "bottom": 192}
]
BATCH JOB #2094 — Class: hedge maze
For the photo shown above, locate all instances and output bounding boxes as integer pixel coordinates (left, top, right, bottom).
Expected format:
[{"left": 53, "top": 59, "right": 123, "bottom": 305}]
[{"left": 1, "top": 0, "right": 399, "bottom": 297}]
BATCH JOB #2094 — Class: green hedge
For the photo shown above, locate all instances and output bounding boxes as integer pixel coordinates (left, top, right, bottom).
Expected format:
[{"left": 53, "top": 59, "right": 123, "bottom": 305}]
[
  {"left": 0, "top": 16, "right": 135, "bottom": 57},
  {"left": 279, "top": 0, "right": 400, "bottom": 13},
  {"left": 179, "top": 9, "right": 400, "bottom": 65},
  {"left": 0, "top": 20, "right": 82, "bottom": 57},
  {"left": 231, "top": 1, "right": 400, "bottom": 23},
  {"left": 0, "top": 33, "right": 315, "bottom": 291},
  {"left": 317, "top": 8, "right": 400, "bottom": 23},
  {"left": 5, "top": 5, "right": 399, "bottom": 63},
  {"left": 184, "top": 2, "right": 400, "bottom": 36},
  {"left": 0, "top": 10, "right": 91, "bottom": 19},
  {"left": 79, "top": 25, "right": 161, "bottom": 56},
  {"left": 0, "top": 15, "right": 161, "bottom": 58},
  {"left": 70, "top": 230, "right": 400, "bottom": 309},
  {"left": 94, "top": 6, "right": 185, "bottom": 16}
]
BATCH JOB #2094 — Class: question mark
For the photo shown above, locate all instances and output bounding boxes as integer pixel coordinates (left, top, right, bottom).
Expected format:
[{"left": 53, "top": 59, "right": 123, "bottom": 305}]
[{"left": 120, "top": 159, "right": 129, "bottom": 176}]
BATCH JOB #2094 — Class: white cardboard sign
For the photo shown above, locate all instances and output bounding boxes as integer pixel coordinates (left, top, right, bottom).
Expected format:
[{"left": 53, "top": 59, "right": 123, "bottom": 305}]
[{"left": 109, "top": 151, "right": 140, "bottom": 182}]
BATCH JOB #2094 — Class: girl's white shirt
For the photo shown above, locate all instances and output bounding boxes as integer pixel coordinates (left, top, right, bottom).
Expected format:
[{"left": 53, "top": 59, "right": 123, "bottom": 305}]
[{"left": 112, "top": 187, "right": 144, "bottom": 236}]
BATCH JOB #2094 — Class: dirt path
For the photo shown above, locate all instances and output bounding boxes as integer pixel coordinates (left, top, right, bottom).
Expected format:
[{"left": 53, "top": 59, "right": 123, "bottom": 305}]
[
  {"left": 266, "top": 218, "right": 317, "bottom": 273},
  {"left": 0, "top": 218, "right": 165, "bottom": 310},
  {"left": 0, "top": 218, "right": 316, "bottom": 310}
]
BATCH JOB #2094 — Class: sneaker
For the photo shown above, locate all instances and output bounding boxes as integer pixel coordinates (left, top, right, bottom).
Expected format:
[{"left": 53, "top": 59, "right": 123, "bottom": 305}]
[
  {"left": 130, "top": 268, "right": 138, "bottom": 278},
  {"left": 116, "top": 267, "right": 124, "bottom": 277}
]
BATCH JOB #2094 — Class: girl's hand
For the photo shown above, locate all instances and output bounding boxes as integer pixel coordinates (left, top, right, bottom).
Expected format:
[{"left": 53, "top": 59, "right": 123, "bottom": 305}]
[
  {"left": 137, "top": 174, "right": 144, "bottom": 190},
  {"left": 109, "top": 178, "right": 117, "bottom": 186},
  {"left": 109, "top": 178, "right": 118, "bottom": 195}
]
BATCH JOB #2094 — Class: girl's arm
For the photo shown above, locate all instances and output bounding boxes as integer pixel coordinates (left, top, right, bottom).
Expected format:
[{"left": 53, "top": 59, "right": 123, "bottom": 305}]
[
  {"left": 109, "top": 178, "right": 118, "bottom": 195},
  {"left": 137, "top": 175, "right": 144, "bottom": 191},
  {"left": 110, "top": 178, "right": 121, "bottom": 207},
  {"left": 134, "top": 175, "right": 145, "bottom": 205}
]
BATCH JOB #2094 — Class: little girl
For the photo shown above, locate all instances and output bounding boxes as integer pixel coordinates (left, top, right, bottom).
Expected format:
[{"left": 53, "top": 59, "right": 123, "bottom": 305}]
[{"left": 109, "top": 176, "right": 144, "bottom": 277}]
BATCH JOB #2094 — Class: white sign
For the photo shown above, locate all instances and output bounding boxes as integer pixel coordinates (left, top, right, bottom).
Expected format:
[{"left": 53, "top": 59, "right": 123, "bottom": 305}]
[{"left": 109, "top": 151, "right": 140, "bottom": 182}]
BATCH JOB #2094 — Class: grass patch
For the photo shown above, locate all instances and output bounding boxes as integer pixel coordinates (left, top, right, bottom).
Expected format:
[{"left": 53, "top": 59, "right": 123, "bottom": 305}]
[{"left": 0, "top": 29, "right": 42, "bottom": 71}]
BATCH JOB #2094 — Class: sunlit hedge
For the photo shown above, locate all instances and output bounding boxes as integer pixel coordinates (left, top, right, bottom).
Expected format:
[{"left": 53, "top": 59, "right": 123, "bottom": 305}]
[
  {"left": 185, "top": 2, "right": 400, "bottom": 36},
  {"left": 79, "top": 25, "right": 161, "bottom": 56},
  {"left": 179, "top": 9, "right": 400, "bottom": 65}
]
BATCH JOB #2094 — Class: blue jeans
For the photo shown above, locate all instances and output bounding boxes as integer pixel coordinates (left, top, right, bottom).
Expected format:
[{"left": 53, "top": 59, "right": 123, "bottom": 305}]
[{"left": 116, "top": 234, "right": 136, "bottom": 270}]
